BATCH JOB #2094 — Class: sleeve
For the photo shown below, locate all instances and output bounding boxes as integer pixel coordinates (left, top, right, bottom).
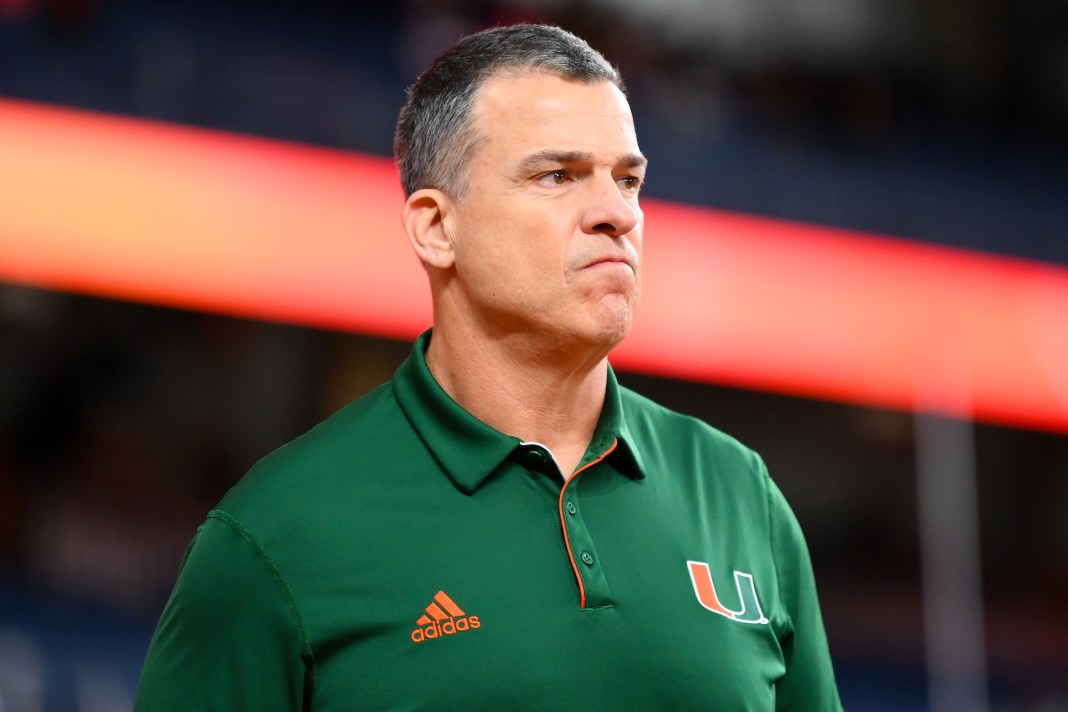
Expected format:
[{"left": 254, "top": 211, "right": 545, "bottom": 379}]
[
  {"left": 766, "top": 475, "right": 844, "bottom": 712},
  {"left": 134, "top": 512, "right": 311, "bottom": 712}
]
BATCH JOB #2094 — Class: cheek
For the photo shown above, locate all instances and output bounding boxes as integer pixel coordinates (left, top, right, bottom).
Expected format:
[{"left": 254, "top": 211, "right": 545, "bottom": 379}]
[
  {"left": 628, "top": 228, "right": 644, "bottom": 274},
  {"left": 452, "top": 204, "right": 508, "bottom": 268},
  {"left": 512, "top": 209, "right": 572, "bottom": 272},
  {"left": 457, "top": 199, "right": 574, "bottom": 286}
]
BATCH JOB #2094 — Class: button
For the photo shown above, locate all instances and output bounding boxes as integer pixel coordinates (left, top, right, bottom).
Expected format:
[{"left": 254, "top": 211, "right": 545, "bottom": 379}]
[
  {"left": 580, "top": 552, "right": 594, "bottom": 566},
  {"left": 525, "top": 448, "right": 548, "bottom": 467},
  {"left": 565, "top": 501, "right": 577, "bottom": 515}
]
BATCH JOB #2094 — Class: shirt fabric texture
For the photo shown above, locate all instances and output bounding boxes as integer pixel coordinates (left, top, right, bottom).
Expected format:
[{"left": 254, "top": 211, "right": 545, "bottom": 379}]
[{"left": 135, "top": 330, "right": 843, "bottom": 711}]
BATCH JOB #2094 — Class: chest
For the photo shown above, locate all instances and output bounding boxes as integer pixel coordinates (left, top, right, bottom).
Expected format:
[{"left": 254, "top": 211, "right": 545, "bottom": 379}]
[{"left": 290, "top": 468, "right": 786, "bottom": 711}]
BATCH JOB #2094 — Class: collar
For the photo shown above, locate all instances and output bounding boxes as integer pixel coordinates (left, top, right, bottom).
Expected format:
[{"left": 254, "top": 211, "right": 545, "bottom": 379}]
[{"left": 392, "top": 329, "right": 646, "bottom": 494}]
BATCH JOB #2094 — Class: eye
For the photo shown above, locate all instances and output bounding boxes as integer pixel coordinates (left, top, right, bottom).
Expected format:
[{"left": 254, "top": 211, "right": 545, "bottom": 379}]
[
  {"left": 619, "top": 175, "right": 643, "bottom": 191},
  {"left": 539, "top": 169, "right": 569, "bottom": 185}
]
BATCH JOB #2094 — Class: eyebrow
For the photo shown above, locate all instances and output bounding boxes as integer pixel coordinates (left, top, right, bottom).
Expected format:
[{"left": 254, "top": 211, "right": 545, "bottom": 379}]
[{"left": 517, "top": 149, "right": 648, "bottom": 175}]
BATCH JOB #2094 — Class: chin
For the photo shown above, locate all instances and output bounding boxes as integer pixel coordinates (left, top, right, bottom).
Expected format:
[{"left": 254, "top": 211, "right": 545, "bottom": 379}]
[
  {"left": 540, "top": 295, "right": 636, "bottom": 353},
  {"left": 579, "top": 312, "right": 633, "bottom": 352}
]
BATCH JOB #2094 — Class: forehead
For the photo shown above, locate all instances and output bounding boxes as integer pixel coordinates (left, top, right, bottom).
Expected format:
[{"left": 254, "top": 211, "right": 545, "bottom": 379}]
[{"left": 472, "top": 73, "right": 639, "bottom": 159}]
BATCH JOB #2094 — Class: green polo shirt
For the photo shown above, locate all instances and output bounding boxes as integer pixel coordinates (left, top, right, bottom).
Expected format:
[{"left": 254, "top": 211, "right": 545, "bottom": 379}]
[{"left": 135, "top": 330, "right": 842, "bottom": 711}]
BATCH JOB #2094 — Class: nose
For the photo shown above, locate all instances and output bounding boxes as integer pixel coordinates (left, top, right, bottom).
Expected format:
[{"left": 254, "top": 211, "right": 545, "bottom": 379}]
[{"left": 580, "top": 175, "right": 641, "bottom": 238}]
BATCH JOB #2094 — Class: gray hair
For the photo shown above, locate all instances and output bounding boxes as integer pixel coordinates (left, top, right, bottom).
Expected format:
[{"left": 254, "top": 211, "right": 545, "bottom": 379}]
[{"left": 394, "top": 24, "right": 624, "bottom": 199}]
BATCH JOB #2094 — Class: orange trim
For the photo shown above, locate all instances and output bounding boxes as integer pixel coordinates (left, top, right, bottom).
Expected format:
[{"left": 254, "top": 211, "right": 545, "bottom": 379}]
[{"left": 558, "top": 439, "right": 619, "bottom": 610}]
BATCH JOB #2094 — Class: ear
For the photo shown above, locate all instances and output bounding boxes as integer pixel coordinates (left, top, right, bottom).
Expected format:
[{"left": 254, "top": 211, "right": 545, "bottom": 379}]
[{"left": 402, "top": 188, "right": 455, "bottom": 270}]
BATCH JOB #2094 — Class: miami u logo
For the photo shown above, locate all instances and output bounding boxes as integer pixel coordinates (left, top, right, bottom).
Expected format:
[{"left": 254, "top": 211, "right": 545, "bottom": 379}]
[{"left": 687, "top": 560, "right": 769, "bottom": 625}]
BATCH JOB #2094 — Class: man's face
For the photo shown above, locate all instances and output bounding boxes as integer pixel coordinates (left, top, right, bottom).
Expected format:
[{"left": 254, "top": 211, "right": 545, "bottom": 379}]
[{"left": 444, "top": 72, "right": 646, "bottom": 354}]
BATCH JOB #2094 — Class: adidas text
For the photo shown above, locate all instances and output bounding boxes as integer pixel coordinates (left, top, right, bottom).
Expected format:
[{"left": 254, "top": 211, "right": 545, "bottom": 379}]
[{"left": 410, "top": 616, "right": 481, "bottom": 643}]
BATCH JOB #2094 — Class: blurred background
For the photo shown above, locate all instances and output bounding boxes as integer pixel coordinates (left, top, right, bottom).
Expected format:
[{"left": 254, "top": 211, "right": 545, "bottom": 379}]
[{"left": 1, "top": 0, "right": 1067, "bottom": 710}]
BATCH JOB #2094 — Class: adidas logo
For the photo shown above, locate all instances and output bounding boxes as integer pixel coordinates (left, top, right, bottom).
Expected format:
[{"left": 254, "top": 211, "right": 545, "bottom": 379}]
[{"left": 410, "top": 590, "right": 481, "bottom": 644}]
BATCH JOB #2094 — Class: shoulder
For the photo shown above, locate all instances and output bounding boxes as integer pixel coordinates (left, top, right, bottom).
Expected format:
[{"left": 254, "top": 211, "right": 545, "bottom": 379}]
[
  {"left": 260, "top": 381, "right": 401, "bottom": 468},
  {"left": 616, "top": 384, "right": 777, "bottom": 532},
  {"left": 619, "top": 384, "right": 766, "bottom": 477},
  {"left": 213, "top": 380, "right": 419, "bottom": 530}
]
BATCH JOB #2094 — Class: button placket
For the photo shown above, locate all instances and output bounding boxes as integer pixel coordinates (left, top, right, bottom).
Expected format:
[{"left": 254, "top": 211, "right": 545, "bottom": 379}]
[{"left": 558, "top": 477, "right": 614, "bottom": 609}]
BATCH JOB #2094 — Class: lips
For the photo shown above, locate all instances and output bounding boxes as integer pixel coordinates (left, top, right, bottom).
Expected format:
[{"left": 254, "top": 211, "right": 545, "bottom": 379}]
[{"left": 583, "top": 254, "right": 635, "bottom": 272}]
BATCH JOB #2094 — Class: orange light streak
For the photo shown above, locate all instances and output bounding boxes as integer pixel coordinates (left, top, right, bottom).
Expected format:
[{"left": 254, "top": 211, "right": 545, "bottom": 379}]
[{"left": 2, "top": 98, "right": 1066, "bottom": 433}]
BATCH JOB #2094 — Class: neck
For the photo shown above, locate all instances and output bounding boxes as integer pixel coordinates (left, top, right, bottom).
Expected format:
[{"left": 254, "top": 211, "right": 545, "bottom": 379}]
[{"left": 425, "top": 322, "right": 612, "bottom": 477}]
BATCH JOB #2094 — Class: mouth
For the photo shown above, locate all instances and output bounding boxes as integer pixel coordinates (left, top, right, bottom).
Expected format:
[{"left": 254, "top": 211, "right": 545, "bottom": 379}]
[{"left": 584, "top": 255, "right": 635, "bottom": 273}]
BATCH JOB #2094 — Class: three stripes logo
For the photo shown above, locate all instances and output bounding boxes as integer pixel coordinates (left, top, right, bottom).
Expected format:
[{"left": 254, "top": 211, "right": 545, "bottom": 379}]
[{"left": 410, "top": 590, "right": 481, "bottom": 643}]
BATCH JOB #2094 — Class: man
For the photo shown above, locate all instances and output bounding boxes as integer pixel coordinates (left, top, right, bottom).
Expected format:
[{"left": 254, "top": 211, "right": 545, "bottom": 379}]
[{"left": 135, "top": 24, "right": 843, "bottom": 711}]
